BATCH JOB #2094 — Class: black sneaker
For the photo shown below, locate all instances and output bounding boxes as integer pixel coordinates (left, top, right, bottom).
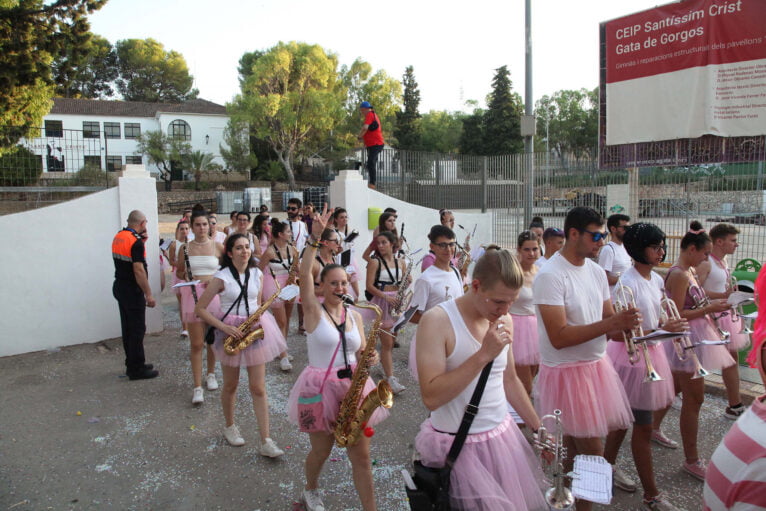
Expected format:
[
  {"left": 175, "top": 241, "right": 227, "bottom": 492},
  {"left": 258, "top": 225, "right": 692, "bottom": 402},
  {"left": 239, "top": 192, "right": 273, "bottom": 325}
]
[
  {"left": 724, "top": 404, "right": 745, "bottom": 420},
  {"left": 127, "top": 368, "right": 159, "bottom": 380}
]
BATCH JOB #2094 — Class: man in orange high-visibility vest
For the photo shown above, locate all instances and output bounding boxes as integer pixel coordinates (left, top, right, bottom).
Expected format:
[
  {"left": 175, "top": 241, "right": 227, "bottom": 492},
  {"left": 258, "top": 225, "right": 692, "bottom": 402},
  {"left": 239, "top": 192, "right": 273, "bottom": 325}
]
[{"left": 112, "top": 210, "right": 158, "bottom": 380}]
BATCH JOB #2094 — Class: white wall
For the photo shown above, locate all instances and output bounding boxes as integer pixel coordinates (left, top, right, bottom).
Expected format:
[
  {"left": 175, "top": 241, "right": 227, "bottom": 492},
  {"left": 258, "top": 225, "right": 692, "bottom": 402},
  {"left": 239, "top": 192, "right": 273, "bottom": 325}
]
[
  {"left": 328, "top": 170, "right": 493, "bottom": 281},
  {"left": 0, "top": 166, "right": 162, "bottom": 357}
]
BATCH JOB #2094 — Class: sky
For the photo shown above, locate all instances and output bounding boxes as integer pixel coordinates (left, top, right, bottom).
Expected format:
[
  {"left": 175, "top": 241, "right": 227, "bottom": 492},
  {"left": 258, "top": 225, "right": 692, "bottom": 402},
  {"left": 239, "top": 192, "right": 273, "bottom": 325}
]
[{"left": 88, "top": 0, "right": 666, "bottom": 112}]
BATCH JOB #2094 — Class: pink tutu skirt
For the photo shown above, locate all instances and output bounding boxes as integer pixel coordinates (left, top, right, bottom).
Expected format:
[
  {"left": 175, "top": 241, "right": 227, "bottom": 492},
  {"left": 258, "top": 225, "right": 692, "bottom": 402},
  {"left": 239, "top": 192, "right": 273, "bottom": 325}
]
[
  {"left": 533, "top": 357, "right": 633, "bottom": 438},
  {"left": 717, "top": 311, "right": 750, "bottom": 351},
  {"left": 179, "top": 281, "right": 221, "bottom": 323},
  {"left": 369, "top": 291, "right": 397, "bottom": 328},
  {"left": 510, "top": 314, "right": 540, "bottom": 366},
  {"left": 171, "top": 272, "right": 183, "bottom": 296},
  {"left": 287, "top": 364, "right": 389, "bottom": 433},
  {"left": 212, "top": 312, "right": 286, "bottom": 367},
  {"left": 415, "top": 415, "right": 547, "bottom": 511},
  {"left": 262, "top": 272, "right": 292, "bottom": 309},
  {"left": 664, "top": 317, "right": 736, "bottom": 373},
  {"left": 606, "top": 341, "right": 674, "bottom": 411}
]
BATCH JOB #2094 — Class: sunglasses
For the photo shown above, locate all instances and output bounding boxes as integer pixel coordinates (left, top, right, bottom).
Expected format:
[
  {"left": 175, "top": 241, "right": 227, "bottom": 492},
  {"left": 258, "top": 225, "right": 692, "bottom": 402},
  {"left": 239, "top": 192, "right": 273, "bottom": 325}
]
[
  {"left": 581, "top": 229, "right": 607, "bottom": 242},
  {"left": 287, "top": 207, "right": 298, "bottom": 211}
]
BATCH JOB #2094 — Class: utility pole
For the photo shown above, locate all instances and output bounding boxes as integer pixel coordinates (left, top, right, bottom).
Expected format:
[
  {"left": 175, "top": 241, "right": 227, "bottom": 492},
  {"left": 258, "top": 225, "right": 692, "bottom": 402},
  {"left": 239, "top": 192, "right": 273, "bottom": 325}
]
[{"left": 521, "top": 0, "right": 535, "bottom": 228}]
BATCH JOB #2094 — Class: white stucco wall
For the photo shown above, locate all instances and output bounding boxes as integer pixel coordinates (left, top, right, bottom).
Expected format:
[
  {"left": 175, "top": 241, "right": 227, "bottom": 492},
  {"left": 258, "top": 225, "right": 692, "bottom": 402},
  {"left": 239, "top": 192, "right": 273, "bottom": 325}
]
[
  {"left": 328, "top": 170, "right": 493, "bottom": 281},
  {"left": 0, "top": 166, "right": 162, "bottom": 357}
]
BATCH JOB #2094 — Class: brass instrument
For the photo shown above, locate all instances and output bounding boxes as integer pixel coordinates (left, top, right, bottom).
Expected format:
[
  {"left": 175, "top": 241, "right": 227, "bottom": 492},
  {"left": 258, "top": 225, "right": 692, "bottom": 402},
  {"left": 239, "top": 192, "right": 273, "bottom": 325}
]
[
  {"left": 688, "top": 268, "right": 730, "bottom": 341},
  {"left": 660, "top": 296, "right": 709, "bottom": 379},
  {"left": 334, "top": 294, "right": 394, "bottom": 448},
  {"left": 533, "top": 410, "right": 575, "bottom": 510},
  {"left": 285, "top": 247, "right": 300, "bottom": 287},
  {"left": 390, "top": 253, "right": 414, "bottom": 318},
  {"left": 613, "top": 277, "right": 662, "bottom": 382},
  {"left": 222, "top": 272, "right": 283, "bottom": 356}
]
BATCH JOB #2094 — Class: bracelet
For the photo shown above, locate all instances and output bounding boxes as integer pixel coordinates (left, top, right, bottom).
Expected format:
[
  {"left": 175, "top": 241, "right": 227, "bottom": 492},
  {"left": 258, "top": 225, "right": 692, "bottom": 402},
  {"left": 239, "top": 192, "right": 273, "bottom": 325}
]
[{"left": 307, "top": 240, "right": 321, "bottom": 249}]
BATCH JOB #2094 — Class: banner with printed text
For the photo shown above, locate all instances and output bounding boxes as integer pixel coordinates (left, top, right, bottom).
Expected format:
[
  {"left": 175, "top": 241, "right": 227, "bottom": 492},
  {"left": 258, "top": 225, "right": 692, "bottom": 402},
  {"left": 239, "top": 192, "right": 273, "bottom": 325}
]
[{"left": 603, "top": 0, "right": 766, "bottom": 145}]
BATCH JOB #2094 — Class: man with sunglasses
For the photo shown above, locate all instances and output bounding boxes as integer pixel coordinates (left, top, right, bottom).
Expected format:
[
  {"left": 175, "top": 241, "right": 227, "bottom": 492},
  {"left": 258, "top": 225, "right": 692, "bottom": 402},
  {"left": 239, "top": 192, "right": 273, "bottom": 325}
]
[
  {"left": 533, "top": 206, "right": 640, "bottom": 511},
  {"left": 598, "top": 214, "right": 632, "bottom": 297},
  {"left": 286, "top": 197, "right": 308, "bottom": 253}
]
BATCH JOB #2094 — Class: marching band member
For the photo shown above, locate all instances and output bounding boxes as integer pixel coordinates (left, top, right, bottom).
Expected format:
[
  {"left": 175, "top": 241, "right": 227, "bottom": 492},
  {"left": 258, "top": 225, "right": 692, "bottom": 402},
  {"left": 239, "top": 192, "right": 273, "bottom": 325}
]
[
  {"left": 533, "top": 207, "right": 636, "bottom": 511},
  {"left": 511, "top": 230, "right": 541, "bottom": 396},
  {"left": 421, "top": 210, "right": 461, "bottom": 271},
  {"left": 175, "top": 211, "right": 223, "bottom": 405},
  {"left": 652, "top": 221, "right": 735, "bottom": 481},
  {"left": 168, "top": 220, "right": 190, "bottom": 337},
  {"left": 288, "top": 207, "right": 386, "bottom": 511},
  {"left": 207, "top": 213, "right": 226, "bottom": 244},
  {"left": 695, "top": 223, "right": 746, "bottom": 420},
  {"left": 535, "top": 227, "right": 565, "bottom": 269},
  {"left": 194, "top": 234, "right": 286, "bottom": 456},
  {"left": 602, "top": 223, "right": 686, "bottom": 510},
  {"left": 362, "top": 211, "right": 398, "bottom": 263},
  {"left": 597, "top": 213, "right": 632, "bottom": 296},
  {"left": 332, "top": 208, "right": 361, "bottom": 299},
  {"left": 258, "top": 218, "right": 298, "bottom": 371},
  {"left": 365, "top": 230, "right": 409, "bottom": 394},
  {"left": 415, "top": 247, "right": 547, "bottom": 510},
  {"left": 250, "top": 213, "right": 271, "bottom": 262},
  {"left": 311, "top": 228, "right": 343, "bottom": 292}
]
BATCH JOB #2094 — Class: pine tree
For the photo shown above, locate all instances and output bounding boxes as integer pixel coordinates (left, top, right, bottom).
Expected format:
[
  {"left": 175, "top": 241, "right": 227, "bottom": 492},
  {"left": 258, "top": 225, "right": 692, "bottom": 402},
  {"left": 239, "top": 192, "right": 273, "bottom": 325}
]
[
  {"left": 394, "top": 66, "right": 422, "bottom": 150},
  {"left": 483, "top": 65, "right": 523, "bottom": 155}
]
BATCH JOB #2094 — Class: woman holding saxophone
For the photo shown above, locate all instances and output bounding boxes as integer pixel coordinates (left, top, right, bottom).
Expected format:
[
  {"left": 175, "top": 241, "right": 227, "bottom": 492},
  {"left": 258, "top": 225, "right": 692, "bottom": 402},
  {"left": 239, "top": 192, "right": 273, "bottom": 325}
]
[
  {"left": 653, "top": 221, "right": 735, "bottom": 481},
  {"left": 287, "top": 206, "right": 386, "bottom": 511},
  {"left": 602, "top": 223, "right": 687, "bottom": 509},
  {"left": 194, "top": 233, "right": 286, "bottom": 456}
]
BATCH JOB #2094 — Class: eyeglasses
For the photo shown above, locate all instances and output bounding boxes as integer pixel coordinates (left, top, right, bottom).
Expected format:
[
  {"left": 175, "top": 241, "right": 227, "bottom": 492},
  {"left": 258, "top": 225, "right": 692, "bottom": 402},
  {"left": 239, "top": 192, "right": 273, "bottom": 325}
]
[
  {"left": 287, "top": 207, "right": 298, "bottom": 211},
  {"left": 648, "top": 244, "right": 666, "bottom": 252},
  {"left": 326, "top": 239, "right": 340, "bottom": 244},
  {"left": 209, "top": 221, "right": 217, "bottom": 225},
  {"left": 433, "top": 242, "right": 458, "bottom": 250},
  {"left": 581, "top": 229, "right": 607, "bottom": 242}
]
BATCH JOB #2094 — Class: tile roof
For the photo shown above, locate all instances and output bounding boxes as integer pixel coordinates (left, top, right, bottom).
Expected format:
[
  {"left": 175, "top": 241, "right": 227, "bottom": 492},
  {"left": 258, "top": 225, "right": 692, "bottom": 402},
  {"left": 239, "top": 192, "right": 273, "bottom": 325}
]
[{"left": 50, "top": 98, "right": 228, "bottom": 117}]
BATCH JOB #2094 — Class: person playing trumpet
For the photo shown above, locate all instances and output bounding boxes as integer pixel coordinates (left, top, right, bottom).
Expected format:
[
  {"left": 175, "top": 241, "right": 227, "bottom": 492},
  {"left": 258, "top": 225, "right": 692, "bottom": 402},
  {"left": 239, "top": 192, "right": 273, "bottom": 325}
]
[{"left": 602, "top": 223, "right": 688, "bottom": 510}]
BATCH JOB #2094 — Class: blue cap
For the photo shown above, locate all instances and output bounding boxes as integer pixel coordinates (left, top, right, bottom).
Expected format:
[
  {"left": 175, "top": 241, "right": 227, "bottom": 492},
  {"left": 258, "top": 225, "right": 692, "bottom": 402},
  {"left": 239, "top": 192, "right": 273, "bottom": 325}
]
[{"left": 360, "top": 101, "right": 372, "bottom": 109}]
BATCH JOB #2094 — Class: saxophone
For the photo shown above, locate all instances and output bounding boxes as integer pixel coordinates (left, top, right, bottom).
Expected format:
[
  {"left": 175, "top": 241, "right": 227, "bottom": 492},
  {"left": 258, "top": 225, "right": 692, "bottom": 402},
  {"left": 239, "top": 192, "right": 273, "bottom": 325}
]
[
  {"left": 334, "top": 295, "right": 394, "bottom": 448},
  {"left": 285, "top": 247, "right": 300, "bottom": 286},
  {"left": 457, "top": 234, "right": 472, "bottom": 292},
  {"left": 390, "top": 254, "right": 414, "bottom": 318},
  {"left": 222, "top": 274, "right": 282, "bottom": 355}
]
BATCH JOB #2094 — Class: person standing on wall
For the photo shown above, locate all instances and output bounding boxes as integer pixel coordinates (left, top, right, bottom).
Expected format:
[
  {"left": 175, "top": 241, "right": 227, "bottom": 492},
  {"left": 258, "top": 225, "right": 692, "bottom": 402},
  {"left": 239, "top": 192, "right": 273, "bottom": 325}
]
[
  {"left": 358, "top": 101, "right": 384, "bottom": 190},
  {"left": 111, "top": 210, "right": 158, "bottom": 380}
]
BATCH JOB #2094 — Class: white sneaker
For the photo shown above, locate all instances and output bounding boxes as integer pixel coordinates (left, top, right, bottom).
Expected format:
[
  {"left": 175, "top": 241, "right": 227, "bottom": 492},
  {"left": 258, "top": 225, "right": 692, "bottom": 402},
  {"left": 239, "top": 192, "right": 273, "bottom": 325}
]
[
  {"left": 180, "top": 329, "right": 189, "bottom": 337},
  {"left": 671, "top": 395, "right": 682, "bottom": 411},
  {"left": 223, "top": 424, "right": 245, "bottom": 446},
  {"left": 612, "top": 465, "right": 637, "bottom": 492},
  {"left": 259, "top": 437, "right": 285, "bottom": 458},
  {"left": 301, "top": 489, "right": 325, "bottom": 511},
  {"left": 387, "top": 375, "right": 406, "bottom": 394},
  {"left": 206, "top": 373, "right": 218, "bottom": 390},
  {"left": 279, "top": 357, "right": 293, "bottom": 372},
  {"left": 192, "top": 386, "right": 204, "bottom": 405}
]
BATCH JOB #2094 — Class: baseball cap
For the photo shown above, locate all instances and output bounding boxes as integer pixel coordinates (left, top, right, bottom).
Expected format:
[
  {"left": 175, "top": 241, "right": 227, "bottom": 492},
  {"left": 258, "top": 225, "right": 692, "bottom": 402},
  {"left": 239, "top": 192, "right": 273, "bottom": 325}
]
[{"left": 360, "top": 101, "right": 372, "bottom": 109}]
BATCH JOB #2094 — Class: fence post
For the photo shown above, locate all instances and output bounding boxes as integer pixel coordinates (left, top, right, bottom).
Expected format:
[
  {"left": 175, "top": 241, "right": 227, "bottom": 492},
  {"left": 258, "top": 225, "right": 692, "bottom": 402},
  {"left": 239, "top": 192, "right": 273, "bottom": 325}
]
[
  {"left": 628, "top": 167, "right": 639, "bottom": 217},
  {"left": 757, "top": 160, "right": 763, "bottom": 191},
  {"left": 481, "top": 156, "right": 488, "bottom": 213},
  {"left": 400, "top": 151, "right": 405, "bottom": 201},
  {"left": 435, "top": 154, "right": 441, "bottom": 208}
]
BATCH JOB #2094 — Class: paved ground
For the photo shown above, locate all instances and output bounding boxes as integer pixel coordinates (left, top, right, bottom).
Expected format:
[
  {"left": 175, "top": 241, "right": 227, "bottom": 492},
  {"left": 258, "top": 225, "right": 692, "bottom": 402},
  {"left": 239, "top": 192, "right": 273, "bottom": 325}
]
[{"left": 1, "top": 244, "right": 762, "bottom": 510}]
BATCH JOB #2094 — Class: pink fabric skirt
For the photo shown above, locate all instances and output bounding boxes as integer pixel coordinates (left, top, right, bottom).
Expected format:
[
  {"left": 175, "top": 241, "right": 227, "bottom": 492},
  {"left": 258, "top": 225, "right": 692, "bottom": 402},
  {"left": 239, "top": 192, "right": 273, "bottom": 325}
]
[
  {"left": 663, "top": 317, "right": 736, "bottom": 373},
  {"left": 287, "top": 364, "right": 389, "bottom": 433},
  {"left": 369, "top": 291, "right": 397, "bottom": 328},
  {"left": 717, "top": 311, "right": 750, "bottom": 351},
  {"left": 171, "top": 272, "right": 183, "bottom": 296},
  {"left": 212, "top": 312, "right": 286, "bottom": 367},
  {"left": 262, "top": 272, "right": 291, "bottom": 309},
  {"left": 606, "top": 341, "right": 674, "bottom": 411},
  {"left": 415, "top": 415, "right": 547, "bottom": 511},
  {"left": 533, "top": 357, "right": 633, "bottom": 438},
  {"left": 510, "top": 314, "right": 540, "bottom": 366},
  {"left": 179, "top": 281, "right": 221, "bottom": 323}
]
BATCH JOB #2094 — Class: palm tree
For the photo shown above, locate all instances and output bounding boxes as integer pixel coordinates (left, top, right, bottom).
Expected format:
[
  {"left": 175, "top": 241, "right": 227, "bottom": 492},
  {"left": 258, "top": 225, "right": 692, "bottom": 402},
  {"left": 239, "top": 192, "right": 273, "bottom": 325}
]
[{"left": 182, "top": 150, "right": 215, "bottom": 190}]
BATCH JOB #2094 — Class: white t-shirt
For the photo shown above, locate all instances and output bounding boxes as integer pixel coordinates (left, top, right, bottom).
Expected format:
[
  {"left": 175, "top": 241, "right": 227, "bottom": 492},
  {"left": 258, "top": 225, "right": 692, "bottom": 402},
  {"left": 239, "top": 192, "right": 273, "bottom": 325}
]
[
  {"left": 410, "top": 265, "right": 464, "bottom": 312},
  {"left": 598, "top": 241, "right": 633, "bottom": 296},
  {"left": 533, "top": 252, "right": 611, "bottom": 366},
  {"left": 289, "top": 220, "right": 308, "bottom": 253},
  {"left": 535, "top": 257, "right": 549, "bottom": 269},
  {"left": 617, "top": 267, "right": 664, "bottom": 333}
]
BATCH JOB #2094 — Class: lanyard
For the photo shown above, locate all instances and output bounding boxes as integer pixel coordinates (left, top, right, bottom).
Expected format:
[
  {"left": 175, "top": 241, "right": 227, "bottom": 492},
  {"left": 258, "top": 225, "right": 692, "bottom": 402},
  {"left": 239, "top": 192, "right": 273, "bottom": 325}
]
[
  {"left": 230, "top": 267, "right": 251, "bottom": 317},
  {"left": 322, "top": 303, "right": 352, "bottom": 379}
]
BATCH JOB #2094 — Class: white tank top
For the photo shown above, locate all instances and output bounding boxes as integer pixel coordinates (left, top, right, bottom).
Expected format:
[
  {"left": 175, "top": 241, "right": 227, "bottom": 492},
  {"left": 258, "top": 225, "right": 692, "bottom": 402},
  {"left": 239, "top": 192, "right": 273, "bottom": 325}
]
[
  {"left": 429, "top": 300, "right": 509, "bottom": 434},
  {"left": 704, "top": 255, "right": 729, "bottom": 294},
  {"left": 509, "top": 283, "right": 534, "bottom": 315},
  {"left": 306, "top": 309, "right": 361, "bottom": 368},
  {"left": 215, "top": 267, "right": 262, "bottom": 316},
  {"left": 188, "top": 255, "right": 219, "bottom": 276}
]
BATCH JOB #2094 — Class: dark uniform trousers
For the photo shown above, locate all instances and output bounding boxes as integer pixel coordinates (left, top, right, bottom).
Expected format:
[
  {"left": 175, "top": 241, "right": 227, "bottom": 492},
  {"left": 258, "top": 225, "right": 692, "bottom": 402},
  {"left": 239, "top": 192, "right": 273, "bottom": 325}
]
[{"left": 113, "top": 279, "right": 146, "bottom": 374}]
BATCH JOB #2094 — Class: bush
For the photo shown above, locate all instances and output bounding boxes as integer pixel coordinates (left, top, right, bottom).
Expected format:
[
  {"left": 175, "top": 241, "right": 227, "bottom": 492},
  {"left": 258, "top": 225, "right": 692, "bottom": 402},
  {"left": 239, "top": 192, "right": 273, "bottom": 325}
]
[{"left": 0, "top": 145, "right": 43, "bottom": 186}]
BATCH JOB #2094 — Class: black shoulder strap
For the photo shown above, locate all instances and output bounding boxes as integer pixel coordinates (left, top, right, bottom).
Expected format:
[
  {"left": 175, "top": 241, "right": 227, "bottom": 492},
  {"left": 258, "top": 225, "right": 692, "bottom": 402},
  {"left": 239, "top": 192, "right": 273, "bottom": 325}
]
[{"left": 183, "top": 244, "right": 198, "bottom": 303}]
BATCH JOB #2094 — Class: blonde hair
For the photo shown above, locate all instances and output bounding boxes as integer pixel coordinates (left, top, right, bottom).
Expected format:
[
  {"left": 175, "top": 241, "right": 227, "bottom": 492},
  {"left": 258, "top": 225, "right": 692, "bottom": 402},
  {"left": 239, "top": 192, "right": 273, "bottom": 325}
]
[{"left": 472, "top": 246, "right": 523, "bottom": 290}]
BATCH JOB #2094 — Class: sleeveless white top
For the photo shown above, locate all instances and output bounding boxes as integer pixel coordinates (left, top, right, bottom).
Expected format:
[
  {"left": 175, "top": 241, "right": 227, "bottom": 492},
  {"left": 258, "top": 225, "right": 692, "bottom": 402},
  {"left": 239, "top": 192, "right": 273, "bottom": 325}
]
[
  {"left": 509, "top": 283, "right": 534, "bottom": 315},
  {"left": 268, "top": 244, "right": 292, "bottom": 276},
  {"left": 215, "top": 267, "right": 262, "bottom": 316},
  {"left": 307, "top": 309, "right": 361, "bottom": 368},
  {"left": 704, "top": 255, "right": 729, "bottom": 294},
  {"left": 188, "top": 255, "right": 219, "bottom": 276},
  {"left": 429, "top": 300, "right": 509, "bottom": 434}
]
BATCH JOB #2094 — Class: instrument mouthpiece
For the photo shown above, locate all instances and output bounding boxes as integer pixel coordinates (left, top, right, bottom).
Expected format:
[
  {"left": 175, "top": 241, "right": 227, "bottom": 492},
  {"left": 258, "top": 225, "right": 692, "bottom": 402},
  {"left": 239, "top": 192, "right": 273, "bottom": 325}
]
[{"left": 336, "top": 293, "right": 356, "bottom": 305}]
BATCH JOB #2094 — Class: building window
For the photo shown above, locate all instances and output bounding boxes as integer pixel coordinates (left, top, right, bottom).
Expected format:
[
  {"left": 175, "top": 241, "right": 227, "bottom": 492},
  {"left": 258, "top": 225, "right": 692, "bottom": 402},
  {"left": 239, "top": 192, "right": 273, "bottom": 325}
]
[
  {"left": 83, "top": 121, "right": 100, "bottom": 139},
  {"left": 83, "top": 155, "right": 102, "bottom": 169},
  {"left": 106, "top": 155, "right": 123, "bottom": 172},
  {"left": 104, "top": 122, "right": 121, "bottom": 139},
  {"left": 169, "top": 119, "right": 191, "bottom": 140},
  {"left": 124, "top": 123, "right": 141, "bottom": 139},
  {"left": 45, "top": 120, "right": 63, "bottom": 138},
  {"left": 125, "top": 155, "right": 142, "bottom": 165}
]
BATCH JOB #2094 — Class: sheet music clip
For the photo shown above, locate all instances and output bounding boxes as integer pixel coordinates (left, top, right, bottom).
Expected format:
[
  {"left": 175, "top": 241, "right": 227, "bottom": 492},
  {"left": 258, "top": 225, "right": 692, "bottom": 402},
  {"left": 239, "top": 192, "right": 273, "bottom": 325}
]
[{"left": 571, "top": 455, "right": 612, "bottom": 505}]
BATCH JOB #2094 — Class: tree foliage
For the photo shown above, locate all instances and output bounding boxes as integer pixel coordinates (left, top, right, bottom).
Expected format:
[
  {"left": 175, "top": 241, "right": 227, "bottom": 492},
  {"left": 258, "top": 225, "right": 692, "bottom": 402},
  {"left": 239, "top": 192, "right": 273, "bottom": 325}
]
[
  {"left": 394, "top": 66, "right": 421, "bottom": 150},
  {"left": 182, "top": 150, "right": 215, "bottom": 190},
  {"left": 0, "top": 0, "right": 106, "bottom": 150},
  {"left": 458, "top": 107, "right": 486, "bottom": 155},
  {"left": 115, "top": 38, "right": 198, "bottom": 102},
  {"left": 135, "top": 130, "right": 191, "bottom": 191},
  {"left": 228, "top": 41, "right": 346, "bottom": 189},
  {"left": 0, "top": 144, "right": 43, "bottom": 185},
  {"left": 483, "top": 65, "right": 523, "bottom": 155},
  {"left": 219, "top": 120, "right": 258, "bottom": 175},
  {"left": 53, "top": 33, "right": 118, "bottom": 99},
  {"left": 420, "top": 110, "right": 463, "bottom": 153},
  {"left": 535, "top": 88, "right": 598, "bottom": 163}
]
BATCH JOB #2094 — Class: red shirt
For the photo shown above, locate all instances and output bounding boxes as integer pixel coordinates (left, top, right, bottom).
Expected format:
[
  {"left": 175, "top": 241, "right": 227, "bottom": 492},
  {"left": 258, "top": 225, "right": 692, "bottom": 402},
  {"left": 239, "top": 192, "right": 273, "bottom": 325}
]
[{"left": 362, "top": 111, "right": 384, "bottom": 147}]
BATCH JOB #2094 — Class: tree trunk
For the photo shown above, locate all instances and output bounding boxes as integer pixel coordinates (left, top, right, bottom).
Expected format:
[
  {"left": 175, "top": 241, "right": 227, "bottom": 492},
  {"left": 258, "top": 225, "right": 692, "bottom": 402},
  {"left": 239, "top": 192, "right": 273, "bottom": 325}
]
[{"left": 277, "top": 151, "right": 297, "bottom": 190}]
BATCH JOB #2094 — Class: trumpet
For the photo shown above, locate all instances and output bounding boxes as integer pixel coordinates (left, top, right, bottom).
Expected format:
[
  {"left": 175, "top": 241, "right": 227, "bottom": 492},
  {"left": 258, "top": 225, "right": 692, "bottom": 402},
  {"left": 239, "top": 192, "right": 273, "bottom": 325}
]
[
  {"left": 613, "top": 278, "right": 662, "bottom": 382},
  {"left": 533, "top": 409, "right": 575, "bottom": 510},
  {"left": 688, "top": 282, "right": 730, "bottom": 341},
  {"left": 660, "top": 297, "right": 709, "bottom": 379}
]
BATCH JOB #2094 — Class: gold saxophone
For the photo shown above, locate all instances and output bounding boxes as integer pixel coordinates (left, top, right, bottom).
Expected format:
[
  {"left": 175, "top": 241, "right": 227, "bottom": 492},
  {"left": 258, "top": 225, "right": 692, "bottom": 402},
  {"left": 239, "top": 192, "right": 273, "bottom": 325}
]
[
  {"left": 391, "top": 254, "right": 414, "bottom": 318},
  {"left": 222, "top": 274, "right": 282, "bottom": 356},
  {"left": 334, "top": 295, "right": 394, "bottom": 448},
  {"left": 285, "top": 248, "right": 300, "bottom": 286},
  {"left": 457, "top": 236, "right": 471, "bottom": 293}
]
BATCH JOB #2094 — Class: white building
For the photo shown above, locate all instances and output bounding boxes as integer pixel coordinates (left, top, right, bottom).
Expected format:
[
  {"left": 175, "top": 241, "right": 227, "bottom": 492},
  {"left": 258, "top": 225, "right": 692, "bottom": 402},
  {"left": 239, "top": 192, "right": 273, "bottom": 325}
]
[{"left": 25, "top": 98, "right": 230, "bottom": 179}]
